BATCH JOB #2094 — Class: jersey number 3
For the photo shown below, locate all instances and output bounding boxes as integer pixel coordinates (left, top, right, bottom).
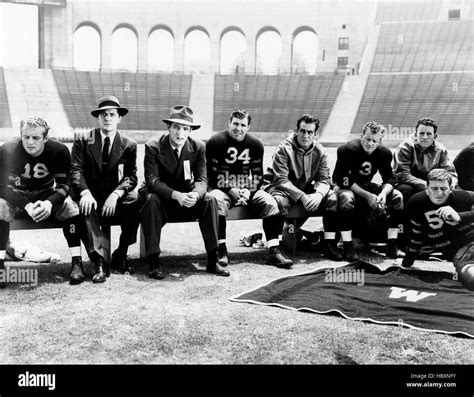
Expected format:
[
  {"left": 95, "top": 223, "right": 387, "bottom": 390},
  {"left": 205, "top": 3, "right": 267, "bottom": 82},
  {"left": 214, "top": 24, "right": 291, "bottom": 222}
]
[
  {"left": 21, "top": 163, "right": 50, "bottom": 179},
  {"left": 225, "top": 147, "right": 250, "bottom": 164},
  {"left": 359, "top": 161, "right": 372, "bottom": 176}
]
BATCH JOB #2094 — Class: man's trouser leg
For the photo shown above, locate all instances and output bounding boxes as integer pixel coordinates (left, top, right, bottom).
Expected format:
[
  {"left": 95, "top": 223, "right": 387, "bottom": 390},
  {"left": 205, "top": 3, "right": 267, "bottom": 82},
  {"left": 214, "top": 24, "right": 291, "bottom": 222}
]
[
  {"left": 251, "top": 190, "right": 282, "bottom": 243},
  {"left": 139, "top": 193, "right": 166, "bottom": 259},
  {"left": 196, "top": 194, "right": 219, "bottom": 254},
  {"left": 114, "top": 191, "right": 142, "bottom": 253},
  {"left": 79, "top": 209, "right": 109, "bottom": 261},
  {"left": 207, "top": 189, "right": 231, "bottom": 242}
]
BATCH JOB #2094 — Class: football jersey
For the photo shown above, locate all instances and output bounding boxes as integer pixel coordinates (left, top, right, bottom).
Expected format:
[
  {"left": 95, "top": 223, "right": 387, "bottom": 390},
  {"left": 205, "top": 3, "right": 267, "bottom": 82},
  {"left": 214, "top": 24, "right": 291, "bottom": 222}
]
[
  {"left": 405, "top": 190, "right": 474, "bottom": 259},
  {"left": 332, "top": 139, "right": 395, "bottom": 188},
  {"left": 0, "top": 138, "right": 71, "bottom": 208},
  {"left": 205, "top": 130, "right": 264, "bottom": 193}
]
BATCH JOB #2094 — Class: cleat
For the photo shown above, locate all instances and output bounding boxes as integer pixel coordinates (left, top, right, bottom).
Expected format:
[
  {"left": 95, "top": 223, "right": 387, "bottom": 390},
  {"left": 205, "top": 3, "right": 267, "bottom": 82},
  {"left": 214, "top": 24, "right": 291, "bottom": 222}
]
[
  {"left": 343, "top": 241, "right": 359, "bottom": 262},
  {"left": 322, "top": 240, "right": 343, "bottom": 261},
  {"left": 70, "top": 257, "right": 85, "bottom": 285},
  {"left": 386, "top": 241, "right": 405, "bottom": 259}
]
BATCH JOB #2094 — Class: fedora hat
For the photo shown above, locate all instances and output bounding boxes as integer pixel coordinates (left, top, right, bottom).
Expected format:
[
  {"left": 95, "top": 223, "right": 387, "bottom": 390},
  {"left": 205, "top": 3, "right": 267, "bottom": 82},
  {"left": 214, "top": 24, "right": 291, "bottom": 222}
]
[
  {"left": 163, "top": 105, "right": 200, "bottom": 130},
  {"left": 91, "top": 95, "right": 128, "bottom": 118}
]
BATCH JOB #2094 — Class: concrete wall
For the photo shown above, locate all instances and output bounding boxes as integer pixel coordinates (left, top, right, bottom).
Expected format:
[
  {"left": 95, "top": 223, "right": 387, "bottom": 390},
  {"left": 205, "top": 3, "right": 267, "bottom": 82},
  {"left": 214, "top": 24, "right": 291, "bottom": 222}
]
[{"left": 42, "top": 0, "right": 376, "bottom": 73}]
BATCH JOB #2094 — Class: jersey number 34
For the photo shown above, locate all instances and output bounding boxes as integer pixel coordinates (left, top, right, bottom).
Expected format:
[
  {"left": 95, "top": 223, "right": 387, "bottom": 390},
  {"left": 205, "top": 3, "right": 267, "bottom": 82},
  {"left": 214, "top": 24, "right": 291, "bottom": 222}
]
[{"left": 225, "top": 147, "right": 250, "bottom": 164}]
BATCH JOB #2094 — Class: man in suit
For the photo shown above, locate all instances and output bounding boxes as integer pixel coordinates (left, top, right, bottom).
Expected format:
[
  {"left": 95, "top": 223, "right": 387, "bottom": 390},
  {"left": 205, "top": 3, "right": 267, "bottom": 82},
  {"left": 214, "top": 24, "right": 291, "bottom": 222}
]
[
  {"left": 71, "top": 96, "right": 141, "bottom": 283},
  {"left": 139, "top": 105, "right": 229, "bottom": 279}
]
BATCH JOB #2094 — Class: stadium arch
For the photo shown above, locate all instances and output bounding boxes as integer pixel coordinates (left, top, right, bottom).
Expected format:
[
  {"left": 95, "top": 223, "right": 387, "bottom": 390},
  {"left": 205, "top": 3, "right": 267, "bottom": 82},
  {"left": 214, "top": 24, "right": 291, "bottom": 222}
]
[
  {"left": 111, "top": 23, "right": 138, "bottom": 71},
  {"left": 219, "top": 26, "right": 246, "bottom": 74},
  {"left": 184, "top": 26, "right": 211, "bottom": 73},
  {"left": 256, "top": 26, "right": 282, "bottom": 75},
  {"left": 291, "top": 26, "right": 318, "bottom": 74},
  {"left": 73, "top": 22, "right": 101, "bottom": 71},
  {"left": 148, "top": 25, "right": 174, "bottom": 72}
]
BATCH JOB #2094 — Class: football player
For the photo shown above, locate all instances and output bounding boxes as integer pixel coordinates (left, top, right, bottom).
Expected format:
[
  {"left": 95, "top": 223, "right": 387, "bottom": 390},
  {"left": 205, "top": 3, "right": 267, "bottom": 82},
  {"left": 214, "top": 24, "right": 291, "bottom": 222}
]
[
  {"left": 393, "top": 118, "right": 457, "bottom": 203},
  {"left": 453, "top": 141, "right": 474, "bottom": 193},
  {"left": 332, "top": 121, "right": 404, "bottom": 260},
  {"left": 402, "top": 169, "right": 474, "bottom": 291},
  {"left": 206, "top": 109, "right": 292, "bottom": 268},
  {"left": 0, "top": 117, "right": 83, "bottom": 285}
]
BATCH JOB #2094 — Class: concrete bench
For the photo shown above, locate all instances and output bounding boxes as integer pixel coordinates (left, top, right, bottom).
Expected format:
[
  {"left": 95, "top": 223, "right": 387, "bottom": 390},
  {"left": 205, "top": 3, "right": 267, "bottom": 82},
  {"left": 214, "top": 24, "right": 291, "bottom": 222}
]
[{"left": 10, "top": 204, "right": 321, "bottom": 260}]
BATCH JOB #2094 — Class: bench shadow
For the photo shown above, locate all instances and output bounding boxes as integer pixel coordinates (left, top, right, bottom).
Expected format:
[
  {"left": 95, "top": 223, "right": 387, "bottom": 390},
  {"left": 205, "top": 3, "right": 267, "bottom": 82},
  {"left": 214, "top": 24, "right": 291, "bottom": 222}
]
[{"left": 2, "top": 247, "right": 338, "bottom": 286}]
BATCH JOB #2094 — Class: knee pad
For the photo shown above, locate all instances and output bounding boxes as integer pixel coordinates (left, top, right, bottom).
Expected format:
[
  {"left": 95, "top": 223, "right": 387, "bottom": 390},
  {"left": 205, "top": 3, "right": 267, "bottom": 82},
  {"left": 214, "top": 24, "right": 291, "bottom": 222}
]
[
  {"left": 458, "top": 264, "right": 474, "bottom": 291},
  {"left": 274, "top": 195, "right": 291, "bottom": 216},
  {"left": 388, "top": 189, "right": 404, "bottom": 210},
  {"left": 338, "top": 191, "right": 355, "bottom": 211},
  {"left": 55, "top": 197, "right": 80, "bottom": 221},
  {"left": 324, "top": 192, "right": 338, "bottom": 213},
  {"left": 0, "top": 198, "right": 16, "bottom": 222}
]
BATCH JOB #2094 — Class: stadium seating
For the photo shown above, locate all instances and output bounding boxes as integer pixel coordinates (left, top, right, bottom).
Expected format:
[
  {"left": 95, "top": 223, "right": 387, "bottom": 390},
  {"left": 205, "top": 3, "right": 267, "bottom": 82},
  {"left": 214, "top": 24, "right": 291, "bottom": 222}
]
[
  {"left": 372, "top": 20, "right": 474, "bottom": 72},
  {"left": 213, "top": 74, "right": 344, "bottom": 139},
  {"left": 0, "top": 67, "right": 12, "bottom": 128},
  {"left": 351, "top": 72, "right": 474, "bottom": 138},
  {"left": 375, "top": 0, "right": 442, "bottom": 23},
  {"left": 53, "top": 69, "right": 192, "bottom": 130}
]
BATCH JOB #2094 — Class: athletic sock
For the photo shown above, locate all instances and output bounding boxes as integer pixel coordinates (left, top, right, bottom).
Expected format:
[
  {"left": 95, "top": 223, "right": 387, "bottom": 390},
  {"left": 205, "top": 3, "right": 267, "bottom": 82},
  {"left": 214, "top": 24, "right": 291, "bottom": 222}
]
[
  {"left": 218, "top": 216, "right": 226, "bottom": 240},
  {"left": 0, "top": 221, "right": 10, "bottom": 251},
  {"left": 263, "top": 215, "right": 284, "bottom": 242},
  {"left": 341, "top": 230, "right": 352, "bottom": 242},
  {"left": 62, "top": 216, "right": 81, "bottom": 248}
]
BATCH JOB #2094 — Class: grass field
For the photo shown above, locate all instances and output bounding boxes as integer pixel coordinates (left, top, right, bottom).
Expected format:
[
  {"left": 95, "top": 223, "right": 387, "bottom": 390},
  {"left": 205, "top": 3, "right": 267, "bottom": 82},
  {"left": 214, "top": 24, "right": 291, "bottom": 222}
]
[
  {"left": 0, "top": 144, "right": 472, "bottom": 365},
  {"left": 2, "top": 219, "right": 473, "bottom": 365}
]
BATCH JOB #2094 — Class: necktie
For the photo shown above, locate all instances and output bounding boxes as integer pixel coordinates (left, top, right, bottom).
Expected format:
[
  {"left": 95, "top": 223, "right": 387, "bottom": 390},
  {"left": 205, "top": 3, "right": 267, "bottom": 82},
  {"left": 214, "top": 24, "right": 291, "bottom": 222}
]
[
  {"left": 102, "top": 136, "right": 110, "bottom": 172},
  {"left": 173, "top": 148, "right": 179, "bottom": 162}
]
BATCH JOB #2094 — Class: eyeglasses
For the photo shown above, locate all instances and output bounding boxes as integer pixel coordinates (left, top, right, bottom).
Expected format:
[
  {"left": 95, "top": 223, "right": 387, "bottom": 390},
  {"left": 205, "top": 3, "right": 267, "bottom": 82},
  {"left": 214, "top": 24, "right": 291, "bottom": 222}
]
[
  {"left": 173, "top": 105, "right": 193, "bottom": 116},
  {"left": 297, "top": 128, "right": 315, "bottom": 136}
]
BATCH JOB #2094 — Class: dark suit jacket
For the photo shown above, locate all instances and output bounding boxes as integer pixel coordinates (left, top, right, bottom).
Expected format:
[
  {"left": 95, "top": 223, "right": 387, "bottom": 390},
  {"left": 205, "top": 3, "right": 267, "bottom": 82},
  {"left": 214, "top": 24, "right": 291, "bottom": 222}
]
[
  {"left": 143, "top": 134, "right": 207, "bottom": 200},
  {"left": 71, "top": 128, "right": 138, "bottom": 202}
]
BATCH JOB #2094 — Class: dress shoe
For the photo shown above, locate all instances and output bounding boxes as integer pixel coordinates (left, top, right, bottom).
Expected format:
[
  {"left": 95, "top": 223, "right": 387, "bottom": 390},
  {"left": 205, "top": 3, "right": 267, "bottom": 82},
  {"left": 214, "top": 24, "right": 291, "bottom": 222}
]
[
  {"left": 206, "top": 260, "right": 230, "bottom": 277},
  {"left": 111, "top": 249, "right": 134, "bottom": 274},
  {"left": 148, "top": 260, "right": 165, "bottom": 280},
  {"left": 343, "top": 241, "right": 359, "bottom": 262},
  {"left": 264, "top": 246, "right": 293, "bottom": 269},
  {"left": 218, "top": 243, "right": 229, "bottom": 267},
  {"left": 322, "top": 240, "right": 343, "bottom": 261},
  {"left": 92, "top": 258, "right": 107, "bottom": 283},
  {"left": 69, "top": 257, "right": 85, "bottom": 285},
  {"left": 386, "top": 240, "right": 405, "bottom": 259}
]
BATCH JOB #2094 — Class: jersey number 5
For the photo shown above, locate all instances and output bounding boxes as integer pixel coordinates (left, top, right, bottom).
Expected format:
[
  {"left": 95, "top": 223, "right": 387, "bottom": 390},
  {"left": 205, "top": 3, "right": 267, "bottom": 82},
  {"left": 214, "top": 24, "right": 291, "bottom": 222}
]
[
  {"left": 21, "top": 163, "right": 50, "bottom": 179},
  {"left": 424, "top": 210, "right": 443, "bottom": 229},
  {"left": 225, "top": 147, "right": 250, "bottom": 164}
]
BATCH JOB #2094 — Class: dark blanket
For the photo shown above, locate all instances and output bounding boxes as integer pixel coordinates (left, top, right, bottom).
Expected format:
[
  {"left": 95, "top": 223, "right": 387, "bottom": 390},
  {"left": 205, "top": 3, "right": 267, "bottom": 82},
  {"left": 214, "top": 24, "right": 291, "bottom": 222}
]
[{"left": 230, "top": 260, "right": 473, "bottom": 338}]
